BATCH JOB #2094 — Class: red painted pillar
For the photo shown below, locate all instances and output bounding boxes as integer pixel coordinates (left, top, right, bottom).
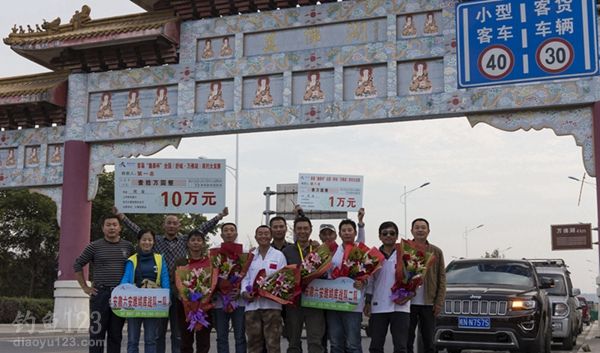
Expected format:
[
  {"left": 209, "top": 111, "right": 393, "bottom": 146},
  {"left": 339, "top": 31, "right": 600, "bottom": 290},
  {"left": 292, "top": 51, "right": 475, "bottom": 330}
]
[{"left": 57, "top": 140, "right": 91, "bottom": 280}]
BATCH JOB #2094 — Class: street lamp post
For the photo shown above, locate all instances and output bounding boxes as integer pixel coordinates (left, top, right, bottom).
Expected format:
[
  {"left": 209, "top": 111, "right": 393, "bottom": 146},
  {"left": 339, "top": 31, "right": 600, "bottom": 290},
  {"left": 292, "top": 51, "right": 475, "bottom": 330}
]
[
  {"left": 499, "top": 246, "right": 512, "bottom": 258},
  {"left": 464, "top": 224, "right": 484, "bottom": 258},
  {"left": 400, "top": 182, "right": 431, "bottom": 238}
]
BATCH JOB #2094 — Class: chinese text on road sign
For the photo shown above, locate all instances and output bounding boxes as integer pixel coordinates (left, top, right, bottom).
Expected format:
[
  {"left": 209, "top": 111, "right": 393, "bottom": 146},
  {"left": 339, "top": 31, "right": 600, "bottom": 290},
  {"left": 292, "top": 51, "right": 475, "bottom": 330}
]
[
  {"left": 115, "top": 158, "right": 226, "bottom": 214},
  {"left": 456, "top": 0, "right": 598, "bottom": 88},
  {"left": 298, "top": 173, "right": 363, "bottom": 212}
]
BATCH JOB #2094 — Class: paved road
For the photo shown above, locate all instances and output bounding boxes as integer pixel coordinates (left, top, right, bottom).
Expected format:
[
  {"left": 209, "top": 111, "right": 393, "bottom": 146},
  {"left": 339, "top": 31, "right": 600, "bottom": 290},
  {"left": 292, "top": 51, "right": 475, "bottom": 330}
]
[{"left": 0, "top": 324, "right": 592, "bottom": 353}]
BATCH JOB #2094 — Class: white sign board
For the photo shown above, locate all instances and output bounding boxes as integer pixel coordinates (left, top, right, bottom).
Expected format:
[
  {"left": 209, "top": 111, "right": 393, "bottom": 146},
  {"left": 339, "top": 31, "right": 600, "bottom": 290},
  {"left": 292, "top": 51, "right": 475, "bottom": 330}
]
[
  {"left": 115, "top": 158, "right": 225, "bottom": 214},
  {"left": 298, "top": 173, "right": 363, "bottom": 212}
]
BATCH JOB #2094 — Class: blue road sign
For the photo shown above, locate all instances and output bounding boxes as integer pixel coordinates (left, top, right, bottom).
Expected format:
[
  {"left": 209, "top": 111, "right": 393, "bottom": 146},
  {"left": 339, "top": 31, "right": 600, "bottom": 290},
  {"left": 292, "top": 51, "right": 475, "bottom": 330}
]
[{"left": 456, "top": 0, "right": 598, "bottom": 88}]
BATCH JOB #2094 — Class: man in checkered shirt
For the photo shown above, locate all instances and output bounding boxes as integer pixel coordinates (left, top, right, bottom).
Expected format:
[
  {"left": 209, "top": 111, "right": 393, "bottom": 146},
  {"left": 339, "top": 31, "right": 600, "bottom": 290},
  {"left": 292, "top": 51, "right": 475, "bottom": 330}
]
[{"left": 115, "top": 207, "right": 228, "bottom": 353}]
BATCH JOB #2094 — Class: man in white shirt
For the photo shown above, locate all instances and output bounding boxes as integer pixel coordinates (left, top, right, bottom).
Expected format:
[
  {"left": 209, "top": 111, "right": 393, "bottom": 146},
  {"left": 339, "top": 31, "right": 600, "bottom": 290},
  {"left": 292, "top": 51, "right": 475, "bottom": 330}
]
[
  {"left": 364, "top": 221, "right": 410, "bottom": 353},
  {"left": 241, "top": 225, "right": 288, "bottom": 353}
]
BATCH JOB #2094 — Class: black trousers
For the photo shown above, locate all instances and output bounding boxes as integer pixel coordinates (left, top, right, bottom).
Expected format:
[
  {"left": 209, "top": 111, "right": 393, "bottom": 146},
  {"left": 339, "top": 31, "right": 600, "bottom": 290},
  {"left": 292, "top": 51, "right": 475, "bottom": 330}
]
[
  {"left": 407, "top": 305, "right": 435, "bottom": 353},
  {"left": 89, "top": 287, "right": 126, "bottom": 353},
  {"left": 368, "top": 312, "right": 410, "bottom": 353}
]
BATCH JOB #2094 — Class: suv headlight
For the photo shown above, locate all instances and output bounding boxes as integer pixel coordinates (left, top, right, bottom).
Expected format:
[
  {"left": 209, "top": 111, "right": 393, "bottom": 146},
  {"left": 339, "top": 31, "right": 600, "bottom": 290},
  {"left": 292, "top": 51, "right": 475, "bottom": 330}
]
[
  {"left": 510, "top": 299, "right": 536, "bottom": 310},
  {"left": 553, "top": 303, "right": 569, "bottom": 317}
]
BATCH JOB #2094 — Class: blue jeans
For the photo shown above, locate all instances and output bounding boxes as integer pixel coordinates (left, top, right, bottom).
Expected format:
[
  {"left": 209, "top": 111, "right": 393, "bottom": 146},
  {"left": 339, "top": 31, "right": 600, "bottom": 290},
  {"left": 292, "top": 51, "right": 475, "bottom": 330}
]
[
  {"left": 213, "top": 307, "right": 246, "bottom": 353},
  {"left": 157, "top": 293, "right": 181, "bottom": 353},
  {"left": 127, "top": 318, "right": 159, "bottom": 353},
  {"left": 326, "top": 311, "right": 362, "bottom": 353}
]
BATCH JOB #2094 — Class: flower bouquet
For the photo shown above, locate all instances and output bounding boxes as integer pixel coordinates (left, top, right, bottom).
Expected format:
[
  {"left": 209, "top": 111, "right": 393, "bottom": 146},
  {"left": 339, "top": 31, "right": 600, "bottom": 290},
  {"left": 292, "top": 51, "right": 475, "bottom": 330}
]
[
  {"left": 390, "top": 239, "right": 436, "bottom": 305},
  {"left": 331, "top": 242, "right": 385, "bottom": 281},
  {"left": 210, "top": 243, "right": 254, "bottom": 313},
  {"left": 300, "top": 242, "right": 336, "bottom": 286},
  {"left": 250, "top": 264, "right": 301, "bottom": 305},
  {"left": 175, "top": 265, "right": 217, "bottom": 331}
]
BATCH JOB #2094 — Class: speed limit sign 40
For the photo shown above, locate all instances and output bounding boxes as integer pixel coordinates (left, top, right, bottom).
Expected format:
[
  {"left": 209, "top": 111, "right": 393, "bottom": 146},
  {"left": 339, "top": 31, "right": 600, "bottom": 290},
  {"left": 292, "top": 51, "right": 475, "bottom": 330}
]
[
  {"left": 536, "top": 38, "right": 574, "bottom": 74},
  {"left": 477, "top": 45, "right": 514, "bottom": 80}
]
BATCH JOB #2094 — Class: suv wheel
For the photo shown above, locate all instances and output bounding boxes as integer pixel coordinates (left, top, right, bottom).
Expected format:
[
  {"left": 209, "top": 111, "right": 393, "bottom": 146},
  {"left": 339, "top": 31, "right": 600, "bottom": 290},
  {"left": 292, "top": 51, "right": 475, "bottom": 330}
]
[
  {"left": 562, "top": 330, "right": 574, "bottom": 350},
  {"left": 524, "top": 320, "right": 550, "bottom": 353}
]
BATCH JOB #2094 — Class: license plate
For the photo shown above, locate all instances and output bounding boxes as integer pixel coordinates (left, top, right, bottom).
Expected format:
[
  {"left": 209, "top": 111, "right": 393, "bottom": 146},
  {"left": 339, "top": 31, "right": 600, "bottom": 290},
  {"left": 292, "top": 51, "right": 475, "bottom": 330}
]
[{"left": 458, "top": 316, "right": 491, "bottom": 329}]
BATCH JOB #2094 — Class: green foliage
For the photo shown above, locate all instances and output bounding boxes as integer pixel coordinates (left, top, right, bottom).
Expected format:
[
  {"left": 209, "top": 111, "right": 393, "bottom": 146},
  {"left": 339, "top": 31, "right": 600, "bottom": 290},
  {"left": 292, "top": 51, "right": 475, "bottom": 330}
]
[
  {"left": 483, "top": 249, "right": 502, "bottom": 258},
  {"left": 0, "top": 190, "right": 59, "bottom": 298},
  {"left": 0, "top": 296, "right": 54, "bottom": 323}
]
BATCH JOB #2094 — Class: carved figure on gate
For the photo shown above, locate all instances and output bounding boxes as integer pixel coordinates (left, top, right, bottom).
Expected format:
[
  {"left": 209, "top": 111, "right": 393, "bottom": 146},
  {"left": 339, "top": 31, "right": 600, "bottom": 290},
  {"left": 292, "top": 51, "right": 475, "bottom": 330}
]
[
  {"left": 26, "top": 146, "right": 39, "bottom": 166},
  {"left": 205, "top": 81, "right": 225, "bottom": 112},
  {"left": 220, "top": 37, "right": 233, "bottom": 57},
  {"left": 253, "top": 76, "right": 273, "bottom": 108},
  {"left": 409, "top": 61, "right": 433, "bottom": 94},
  {"left": 124, "top": 89, "right": 142, "bottom": 117},
  {"left": 303, "top": 71, "right": 325, "bottom": 103},
  {"left": 70, "top": 5, "right": 91, "bottom": 30},
  {"left": 42, "top": 17, "right": 61, "bottom": 33},
  {"left": 354, "top": 67, "right": 377, "bottom": 99},
  {"left": 49, "top": 145, "right": 62, "bottom": 164},
  {"left": 423, "top": 12, "right": 438, "bottom": 35},
  {"left": 401, "top": 15, "right": 417, "bottom": 38},
  {"left": 97, "top": 92, "right": 114, "bottom": 120},
  {"left": 202, "top": 38, "right": 214, "bottom": 59},
  {"left": 5, "top": 148, "right": 16, "bottom": 167},
  {"left": 152, "top": 86, "right": 171, "bottom": 115}
]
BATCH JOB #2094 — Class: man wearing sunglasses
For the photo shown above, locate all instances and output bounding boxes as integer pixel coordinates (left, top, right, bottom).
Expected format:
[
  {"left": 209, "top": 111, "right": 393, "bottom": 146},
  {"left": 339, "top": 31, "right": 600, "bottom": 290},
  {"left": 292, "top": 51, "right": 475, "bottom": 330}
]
[{"left": 364, "top": 222, "right": 410, "bottom": 353}]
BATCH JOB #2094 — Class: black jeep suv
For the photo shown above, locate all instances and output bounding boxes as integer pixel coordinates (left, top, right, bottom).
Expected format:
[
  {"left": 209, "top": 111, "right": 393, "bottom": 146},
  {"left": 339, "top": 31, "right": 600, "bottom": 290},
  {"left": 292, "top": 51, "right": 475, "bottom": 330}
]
[{"left": 434, "top": 259, "right": 553, "bottom": 353}]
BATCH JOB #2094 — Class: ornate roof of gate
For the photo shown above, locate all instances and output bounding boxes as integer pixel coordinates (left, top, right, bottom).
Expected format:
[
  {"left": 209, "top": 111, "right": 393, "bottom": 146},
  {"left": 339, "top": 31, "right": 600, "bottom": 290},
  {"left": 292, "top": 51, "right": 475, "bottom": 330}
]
[
  {"left": 0, "top": 71, "right": 68, "bottom": 129},
  {"left": 4, "top": 8, "right": 179, "bottom": 72},
  {"left": 131, "top": 0, "right": 340, "bottom": 20}
]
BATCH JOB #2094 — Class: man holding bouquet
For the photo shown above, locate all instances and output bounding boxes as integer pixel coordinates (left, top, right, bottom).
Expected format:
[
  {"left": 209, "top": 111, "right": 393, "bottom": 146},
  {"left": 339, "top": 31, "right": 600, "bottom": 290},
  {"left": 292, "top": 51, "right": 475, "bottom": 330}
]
[
  {"left": 211, "top": 222, "right": 248, "bottom": 353},
  {"left": 406, "top": 218, "right": 446, "bottom": 353},
  {"left": 282, "top": 216, "right": 326, "bottom": 353},
  {"left": 241, "top": 225, "right": 288, "bottom": 353},
  {"left": 364, "top": 222, "right": 410, "bottom": 353}
]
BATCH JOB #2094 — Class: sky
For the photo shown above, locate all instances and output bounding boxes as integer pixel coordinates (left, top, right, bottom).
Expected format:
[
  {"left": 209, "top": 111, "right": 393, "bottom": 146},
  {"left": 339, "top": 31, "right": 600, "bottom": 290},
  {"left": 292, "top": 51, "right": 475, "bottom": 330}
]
[{"left": 2, "top": 0, "right": 600, "bottom": 294}]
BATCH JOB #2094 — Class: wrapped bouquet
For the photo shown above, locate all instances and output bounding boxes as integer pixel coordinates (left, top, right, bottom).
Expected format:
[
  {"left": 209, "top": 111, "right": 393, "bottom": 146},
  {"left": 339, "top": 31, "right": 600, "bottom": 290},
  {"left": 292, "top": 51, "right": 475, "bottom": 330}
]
[
  {"left": 175, "top": 265, "right": 217, "bottom": 331},
  {"left": 300, "top": 242, "right": 335, "bottom": 286},
  {"left": 249, "top": 264, "right": 301, "bottom": 305},
  {"left": 390, "top": 239, "right": 435, "bottom": 305},
  {"left": 331, "top": 242, "right": 384, "bottom": 281},
  {"left": 210, "top": 243, "right": 254, "bottom": 312}
]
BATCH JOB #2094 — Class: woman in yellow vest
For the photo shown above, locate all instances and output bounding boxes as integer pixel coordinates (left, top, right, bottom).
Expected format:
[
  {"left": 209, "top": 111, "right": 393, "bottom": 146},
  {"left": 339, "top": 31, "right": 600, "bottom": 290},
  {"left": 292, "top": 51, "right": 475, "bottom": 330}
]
[{"left": 120, "top": 229, "right": 170, "bottom": 353}]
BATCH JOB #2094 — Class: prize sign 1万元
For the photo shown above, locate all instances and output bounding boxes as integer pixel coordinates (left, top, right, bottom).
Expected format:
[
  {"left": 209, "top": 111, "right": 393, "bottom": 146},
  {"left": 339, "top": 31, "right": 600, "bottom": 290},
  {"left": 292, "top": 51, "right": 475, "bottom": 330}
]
[
  {"left": 115, "top": 158, "right": 226, "bottom": 214},
  {"left": 297, "top": 173, "right": 363, "bottom": 212},
  {"left": 456, "top": 0, "right": 598, "bottom": 88}
]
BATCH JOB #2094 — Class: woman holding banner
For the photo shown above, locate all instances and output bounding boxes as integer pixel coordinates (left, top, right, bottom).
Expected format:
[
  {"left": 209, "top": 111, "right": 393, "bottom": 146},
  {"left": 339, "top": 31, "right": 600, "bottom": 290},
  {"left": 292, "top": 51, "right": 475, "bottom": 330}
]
[{"left": 120, "top": 229, "right": 170, "bottom": 353}]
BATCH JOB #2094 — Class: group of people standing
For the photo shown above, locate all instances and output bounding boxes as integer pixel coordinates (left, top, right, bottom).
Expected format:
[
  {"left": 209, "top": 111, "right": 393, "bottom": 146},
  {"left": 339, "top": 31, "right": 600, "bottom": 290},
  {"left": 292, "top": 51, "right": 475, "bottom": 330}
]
[{"left": 73, "top": 206, "right": 446, "bottom": 353}]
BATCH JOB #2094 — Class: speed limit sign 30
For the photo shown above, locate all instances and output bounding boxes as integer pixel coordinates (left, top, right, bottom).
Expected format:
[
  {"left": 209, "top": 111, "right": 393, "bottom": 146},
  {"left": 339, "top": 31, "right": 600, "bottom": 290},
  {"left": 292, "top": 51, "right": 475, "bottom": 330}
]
[
  {"left": 477, "top": 45, "right": 514, "bottom": 80},
  {"left": 536, "top": 38, "right": 574, "bottom": 74}
]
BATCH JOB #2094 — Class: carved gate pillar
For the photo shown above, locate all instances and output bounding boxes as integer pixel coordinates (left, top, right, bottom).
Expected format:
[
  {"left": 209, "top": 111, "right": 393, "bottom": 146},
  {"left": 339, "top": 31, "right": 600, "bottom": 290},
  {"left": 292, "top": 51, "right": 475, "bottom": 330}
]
[
  {"left": 593, "top": 103, "right": 600, "bottom": 277},
  {"left": 53, "top": 140, "right": 91, "bottom": 330}
]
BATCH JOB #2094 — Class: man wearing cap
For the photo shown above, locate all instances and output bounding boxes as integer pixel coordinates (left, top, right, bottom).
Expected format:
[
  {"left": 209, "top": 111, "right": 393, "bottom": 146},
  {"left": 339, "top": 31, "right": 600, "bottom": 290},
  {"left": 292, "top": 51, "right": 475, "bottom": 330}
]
[
  {"left": 318, "top": 208, "right": 366, "bottom": 353},
  {"left": 319, "top": 208, "right": 366, "bottom": 244}
]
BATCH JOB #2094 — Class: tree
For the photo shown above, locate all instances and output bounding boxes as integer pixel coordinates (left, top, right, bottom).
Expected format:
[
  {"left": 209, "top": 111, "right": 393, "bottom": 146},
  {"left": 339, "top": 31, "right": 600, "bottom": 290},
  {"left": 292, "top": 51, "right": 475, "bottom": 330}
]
[
  {"left": 0, "top": 189, "right": 59, "bottom": 298},
  {"left": 483, "top": 249, "right": 502, "bottom": 258}
]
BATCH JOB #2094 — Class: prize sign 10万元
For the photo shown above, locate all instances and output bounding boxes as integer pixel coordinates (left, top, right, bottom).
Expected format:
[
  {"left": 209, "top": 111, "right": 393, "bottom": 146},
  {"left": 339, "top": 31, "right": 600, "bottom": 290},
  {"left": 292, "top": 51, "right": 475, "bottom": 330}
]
[
  {"left": 456, "top": 0, "right": 598, "bottom": 88},
  {"left": 115, "top": 158, "right": 226, "bottom": 214}
]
